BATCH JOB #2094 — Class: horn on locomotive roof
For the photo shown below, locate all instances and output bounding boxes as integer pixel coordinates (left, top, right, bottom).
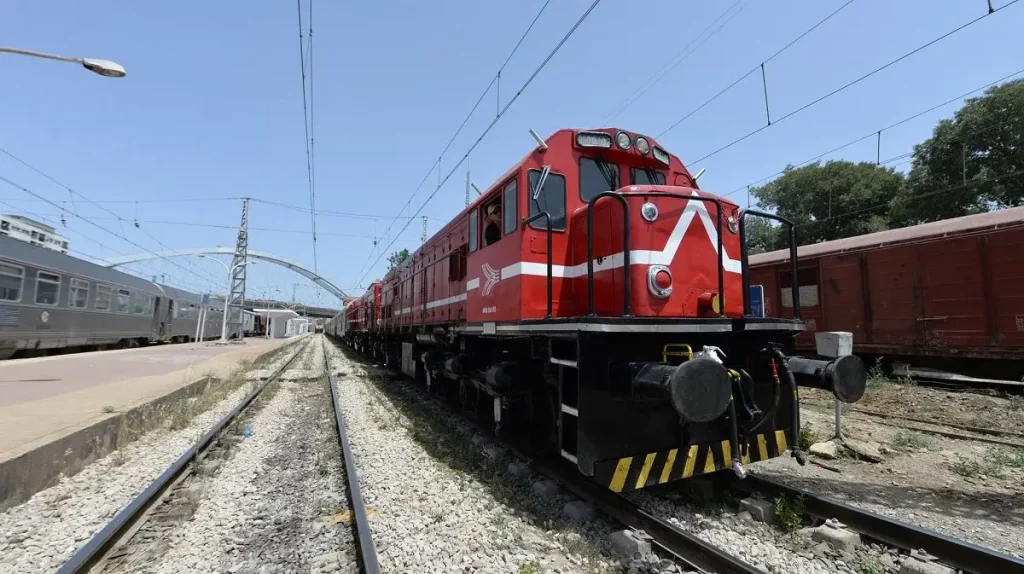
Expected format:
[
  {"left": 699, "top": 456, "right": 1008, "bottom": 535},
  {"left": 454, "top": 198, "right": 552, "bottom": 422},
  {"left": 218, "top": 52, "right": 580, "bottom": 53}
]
[
  {"left": 693, "top": 168, "right": 707, "bottom": 181},
  {"left": 528, "top": 128, "right": 548, "bottom": 152}
]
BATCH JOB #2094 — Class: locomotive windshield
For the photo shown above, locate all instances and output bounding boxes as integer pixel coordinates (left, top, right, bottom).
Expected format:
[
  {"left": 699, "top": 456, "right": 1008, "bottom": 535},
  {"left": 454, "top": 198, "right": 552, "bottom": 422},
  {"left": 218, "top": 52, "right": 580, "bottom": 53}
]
[
  {"left": 630, "top": 167, "right": 665, "bottom": 186},
  {"left": 579, "top": 157, "right": 619, "bottom": 202}
]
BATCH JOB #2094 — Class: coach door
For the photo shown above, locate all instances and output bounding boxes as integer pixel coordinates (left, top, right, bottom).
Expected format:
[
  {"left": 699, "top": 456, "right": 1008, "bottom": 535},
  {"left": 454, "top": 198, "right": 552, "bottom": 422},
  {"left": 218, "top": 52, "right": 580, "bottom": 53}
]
[{"left": 151, "top": 296, "right": 164, "bottom": 339}]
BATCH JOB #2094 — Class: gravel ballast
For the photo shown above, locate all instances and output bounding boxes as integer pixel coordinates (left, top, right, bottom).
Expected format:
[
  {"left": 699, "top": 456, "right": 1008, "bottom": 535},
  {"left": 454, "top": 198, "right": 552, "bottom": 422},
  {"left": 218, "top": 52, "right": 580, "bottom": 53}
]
[
  {"left": 324, "top": 339, "right": 637, "bottom": 574},
  {"left": 132, "top": 336, "right": 358, "bottom": 574}
]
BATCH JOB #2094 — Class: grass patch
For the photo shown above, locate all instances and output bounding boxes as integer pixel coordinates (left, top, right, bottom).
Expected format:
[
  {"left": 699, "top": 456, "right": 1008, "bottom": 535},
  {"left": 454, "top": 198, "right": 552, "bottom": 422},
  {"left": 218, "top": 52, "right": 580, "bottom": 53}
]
[
  {"left": 949, "top": 455, "right": 984, "bottom": 478},
  {"left": 986, "top": 447, "right": 1024, "bottom": 469},
  {"left": 774, "top": 493, "right": 806, "bottom": 532},
  {"left": 799, "top": 425, "right": 819, "bottom": 451},
  {"left": 891, "top": 429, "right": 932, "bottom": 451},
  {"left": 102, "top": 405, "right": 116, "bottom": 414},
  {"left": 518, "top": 561, "right": 540, "bottom": 574}
]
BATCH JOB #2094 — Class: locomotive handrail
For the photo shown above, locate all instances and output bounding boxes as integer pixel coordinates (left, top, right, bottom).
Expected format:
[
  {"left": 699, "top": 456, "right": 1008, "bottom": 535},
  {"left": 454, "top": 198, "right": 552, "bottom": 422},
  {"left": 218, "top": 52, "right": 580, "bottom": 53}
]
[
  {"left": 737, "top": 209, "right": 799, "bottom": 319},
  {"left": 522, "top": 211, "right": 554, "bottom": 318},
  {"left": 616, "top": 191, "right": 726, "bottom": 318},
  {"left": 586, "top": 192, "right": 631, "bottom": 317}
]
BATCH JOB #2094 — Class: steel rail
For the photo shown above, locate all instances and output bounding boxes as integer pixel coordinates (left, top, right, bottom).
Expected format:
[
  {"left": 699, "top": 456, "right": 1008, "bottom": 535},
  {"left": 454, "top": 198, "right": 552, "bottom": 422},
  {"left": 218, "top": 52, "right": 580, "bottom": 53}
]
[
  {"left": 57, "top": 337, "right": 313, "bottom": 574},
  {"left": 736, "top": 475, "right": 1024, "bottom": 574},
  {"left": 323, "top": 344, "right": 381, "bottom": 574},
  {"left": 531, "top": 457, "right": 765, "bottom": 574},
  {"left": 322, "top": 336, "right": 760, "bottom": 574}
]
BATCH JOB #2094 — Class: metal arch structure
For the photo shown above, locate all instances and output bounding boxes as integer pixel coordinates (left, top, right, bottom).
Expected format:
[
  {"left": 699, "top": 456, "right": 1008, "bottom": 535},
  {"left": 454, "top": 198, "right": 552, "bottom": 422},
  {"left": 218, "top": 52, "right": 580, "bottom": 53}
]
[{"left": 101, "top": 247, "right": 347, "bottom": 301}]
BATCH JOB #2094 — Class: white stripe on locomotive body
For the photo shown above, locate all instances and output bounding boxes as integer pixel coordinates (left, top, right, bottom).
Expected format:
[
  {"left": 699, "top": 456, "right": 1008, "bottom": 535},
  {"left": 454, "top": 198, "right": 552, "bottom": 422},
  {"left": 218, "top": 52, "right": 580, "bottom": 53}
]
[{"left": 400, "top": 190, "right": 742, "bottom": 314}]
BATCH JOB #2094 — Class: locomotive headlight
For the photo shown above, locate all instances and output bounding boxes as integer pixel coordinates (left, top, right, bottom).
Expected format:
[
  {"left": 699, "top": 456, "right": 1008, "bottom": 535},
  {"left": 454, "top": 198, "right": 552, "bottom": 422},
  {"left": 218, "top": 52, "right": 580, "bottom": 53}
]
[
  {"left": 576, "top": 131, "right": 613, "bottom": 148},
  {"left": 635, "top": 136, "right": 651, "bottom": 155},
  {"left": 652, "top": 146, "right": 670, "bottom": 166},
  {"left": 727, "top": 214, "right": 739, "bottom": 234},
  {"left": 641, "top": 201, "right": 659, "bottom": 222},
  {"left": 615, "top": 131, "right": 632, "bottom": 150},
  {"left": 648, "top": 265, "right": 673, "bottom": 298}
]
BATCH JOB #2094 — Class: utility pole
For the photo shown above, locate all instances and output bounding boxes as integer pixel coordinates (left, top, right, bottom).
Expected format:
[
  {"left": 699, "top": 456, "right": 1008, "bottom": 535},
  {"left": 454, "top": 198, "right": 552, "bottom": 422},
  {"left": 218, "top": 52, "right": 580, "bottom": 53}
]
[{"left": 225, "top": 199, "right": 249, "bottom": 342}]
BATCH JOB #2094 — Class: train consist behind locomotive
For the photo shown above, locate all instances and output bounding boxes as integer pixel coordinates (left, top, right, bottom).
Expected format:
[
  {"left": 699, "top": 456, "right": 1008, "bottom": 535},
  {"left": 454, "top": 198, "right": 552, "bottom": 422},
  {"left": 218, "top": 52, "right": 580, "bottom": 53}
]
[
  {"left": 749, "top": 207, "right": 1024, "bottom": 379},
  {"left": 0, "top": 234, "right": 262, "bottom": 359},
  {"left": 327, "top": 127, "right": 868, "bottom": 491}
]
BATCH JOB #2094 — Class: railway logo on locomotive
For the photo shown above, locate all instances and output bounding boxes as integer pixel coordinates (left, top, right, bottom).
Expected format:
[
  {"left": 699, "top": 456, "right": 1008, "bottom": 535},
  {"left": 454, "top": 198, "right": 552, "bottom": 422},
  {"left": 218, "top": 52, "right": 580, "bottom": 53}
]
[{"left": 481, "top": 263, "right": 500, "bottom": 296}]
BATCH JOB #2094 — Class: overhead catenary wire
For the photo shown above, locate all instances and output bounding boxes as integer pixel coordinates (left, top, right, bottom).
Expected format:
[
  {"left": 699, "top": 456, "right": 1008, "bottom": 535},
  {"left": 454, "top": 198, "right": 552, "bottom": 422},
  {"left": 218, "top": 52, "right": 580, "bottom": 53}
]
[
  {"left": 0, "top": 173, "right": 223, "bottom": 290},
  {"left": 603, "top": 0, "right": 755, "bottom": 123},
  {"left": 296, "top": 0, "right": 318, "bottom": 273},
  {"left": 798, "top": 168, "right": 1024, "bottom": 230},
  {"left": 656, "top": 0, "right": 858, "bottom": 139},
  {"left": 366, "top": 0, "right": 555, "bottom": 263},
  {"left": 0, "top": 148, "right": 223, "bottom": 288},
  {"left": 722, "top": 66, "right": 1024, "bottom": 199},
  {"left": 355, "top": 0, "right": 605, "bottom": 288},
  {"left": 3, "top": 210, "right": 423, "bottom": 242},
  {"left": 682, "top": 0, "right": 1021, "bottom": 166}
]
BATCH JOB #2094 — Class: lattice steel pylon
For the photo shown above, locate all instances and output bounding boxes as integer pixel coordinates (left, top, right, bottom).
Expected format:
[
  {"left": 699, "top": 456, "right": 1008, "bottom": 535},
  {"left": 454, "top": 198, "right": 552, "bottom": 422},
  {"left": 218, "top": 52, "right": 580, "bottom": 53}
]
[{"left": 226, "top": 198, "right": 249, "bottom": 341}]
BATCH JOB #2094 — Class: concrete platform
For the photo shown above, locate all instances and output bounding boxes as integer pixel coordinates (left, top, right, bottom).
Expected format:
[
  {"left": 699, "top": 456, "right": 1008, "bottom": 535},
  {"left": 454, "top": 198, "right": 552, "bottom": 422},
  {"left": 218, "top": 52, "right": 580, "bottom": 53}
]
[{"left": 0, "top": 338, "right": 292, "bottom": 463}]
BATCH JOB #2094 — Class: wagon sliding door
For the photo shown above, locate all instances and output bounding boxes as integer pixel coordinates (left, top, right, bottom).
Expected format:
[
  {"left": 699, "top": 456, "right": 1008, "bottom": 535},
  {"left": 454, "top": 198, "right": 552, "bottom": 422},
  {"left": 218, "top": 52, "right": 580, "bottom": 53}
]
[{"left": 863, "top": 246, "right": 917, "bottom": 350}]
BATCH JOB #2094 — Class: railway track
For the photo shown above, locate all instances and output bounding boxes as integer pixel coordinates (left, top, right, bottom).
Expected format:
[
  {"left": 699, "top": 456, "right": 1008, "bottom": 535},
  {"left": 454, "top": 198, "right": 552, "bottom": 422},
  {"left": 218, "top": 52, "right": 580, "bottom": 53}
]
[
  {"left": 328, "top": 336, "right": 1024, "bottom": 574},
  {"left": 325, "top": 337, "right": 767, "bottom": 573},
  {"left": 55, "top": 335, "right": 380, "bottom": 574},
  {"left": 731, "top": 475, "right": 1024, "bottom": 574}
]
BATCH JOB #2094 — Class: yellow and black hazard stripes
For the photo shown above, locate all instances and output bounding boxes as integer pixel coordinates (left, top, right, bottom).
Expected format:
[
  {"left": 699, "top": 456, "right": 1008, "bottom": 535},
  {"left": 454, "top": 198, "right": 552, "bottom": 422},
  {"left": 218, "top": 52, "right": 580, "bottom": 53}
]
[{"left": 596, "top": 429, "right": 791, "bottom": 493}]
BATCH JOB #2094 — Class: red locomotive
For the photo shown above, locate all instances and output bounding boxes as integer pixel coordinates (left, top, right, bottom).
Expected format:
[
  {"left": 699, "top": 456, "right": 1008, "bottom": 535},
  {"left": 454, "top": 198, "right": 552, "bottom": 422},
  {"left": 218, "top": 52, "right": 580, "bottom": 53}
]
[{"left": 327, "top": 128, "right": 866, "bottom": 492}]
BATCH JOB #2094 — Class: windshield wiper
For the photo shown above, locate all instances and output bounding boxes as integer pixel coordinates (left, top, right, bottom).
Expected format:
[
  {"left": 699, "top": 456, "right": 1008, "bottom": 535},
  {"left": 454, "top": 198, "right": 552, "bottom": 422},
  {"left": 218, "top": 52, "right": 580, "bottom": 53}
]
[
  {"left": 645, "top": 168, "right": 663, "bottom": 186},
  {"left": 594, "top": 157, "right": 617, "bottom": 191}
]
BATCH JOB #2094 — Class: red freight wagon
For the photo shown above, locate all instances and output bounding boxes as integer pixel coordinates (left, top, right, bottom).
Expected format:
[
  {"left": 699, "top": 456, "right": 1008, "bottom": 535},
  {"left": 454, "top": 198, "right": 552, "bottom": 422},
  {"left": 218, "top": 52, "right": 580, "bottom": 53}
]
[{"left": 748, "top": 207, "right": 1024, "bottom": 375}]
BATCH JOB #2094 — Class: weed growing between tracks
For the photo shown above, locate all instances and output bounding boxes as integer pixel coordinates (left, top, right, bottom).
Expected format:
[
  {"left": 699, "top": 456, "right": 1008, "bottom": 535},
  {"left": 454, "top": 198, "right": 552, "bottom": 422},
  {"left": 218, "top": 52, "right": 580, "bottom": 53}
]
[{"left": 773, "top": 493, "right": 806, "bottom": 533}]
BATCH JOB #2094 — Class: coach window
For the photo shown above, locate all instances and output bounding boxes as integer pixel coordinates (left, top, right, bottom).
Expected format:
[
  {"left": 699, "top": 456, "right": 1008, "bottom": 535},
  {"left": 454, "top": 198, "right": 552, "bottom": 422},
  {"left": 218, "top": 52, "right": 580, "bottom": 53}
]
[
  {"left": 0, "top": 263, "right": 23, "bottom": 302},
  {"left": 630, "top": 167, "right": 665, "bottom": 186},
  {"left": 35, "top": 271, "right": 61, "bottom": 306},
  {"left": 133, "top": 294, "right": 146, "bottom": 315},
  {"left": 502, "top": 179, "right": 518, "bottom": 236},
  {"left": 779, "top": 267, "right": 820, "bottom": 308},
  {"left": 528, "top": 169, "right": 566, "bottom": 231},
  {"left": 95, "top": 285, "right": 112, "bottom": 311},
  {"left": 116, "top": 289, "right": 132, "bottom": 313},
  {"left": 579, "top": 157, "right": 619, "bottom": 203},
  {"left": 468, "top": 209, "right": 479, "bottom": 253},
  {"left": 69, "top": 278, "right": 90, "bottom": 309}
]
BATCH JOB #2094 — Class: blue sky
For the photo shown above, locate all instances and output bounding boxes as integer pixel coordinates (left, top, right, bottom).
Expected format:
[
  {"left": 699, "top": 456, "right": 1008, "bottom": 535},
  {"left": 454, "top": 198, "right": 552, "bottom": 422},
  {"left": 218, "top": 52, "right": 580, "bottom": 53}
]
[{"left": 1, "top": 0, "right": 1021, "bottom": 306}]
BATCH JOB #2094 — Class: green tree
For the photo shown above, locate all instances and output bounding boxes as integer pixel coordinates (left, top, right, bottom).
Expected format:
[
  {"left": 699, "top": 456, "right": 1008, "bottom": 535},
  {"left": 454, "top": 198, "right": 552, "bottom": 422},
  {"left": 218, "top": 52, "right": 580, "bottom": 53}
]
[
  {"left": 742, "top": 216, "right": 783, "bottom": 255},
  {"left": 386, "top": 248, "right": 410, "bottom": 271},
  {"left": 749, "top": 160, "right": 903, "bottom": 246},
  {"left": 892, "top": 79, "right": 1024, "bottom": 225}
]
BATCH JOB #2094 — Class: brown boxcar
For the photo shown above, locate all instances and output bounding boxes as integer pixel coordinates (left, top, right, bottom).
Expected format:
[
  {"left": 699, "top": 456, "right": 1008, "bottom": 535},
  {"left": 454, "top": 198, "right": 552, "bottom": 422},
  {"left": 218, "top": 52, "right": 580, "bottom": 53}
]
[{"left": 748, "top": 207, "right": 1024, "bottom": 375}]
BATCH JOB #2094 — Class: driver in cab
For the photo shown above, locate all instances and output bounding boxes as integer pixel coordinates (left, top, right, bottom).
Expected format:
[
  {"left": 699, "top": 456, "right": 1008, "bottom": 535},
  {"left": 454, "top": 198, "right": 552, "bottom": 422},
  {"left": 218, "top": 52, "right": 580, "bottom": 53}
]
[{"left": 484, "top": 203, "right": 501, "bottom": 246}]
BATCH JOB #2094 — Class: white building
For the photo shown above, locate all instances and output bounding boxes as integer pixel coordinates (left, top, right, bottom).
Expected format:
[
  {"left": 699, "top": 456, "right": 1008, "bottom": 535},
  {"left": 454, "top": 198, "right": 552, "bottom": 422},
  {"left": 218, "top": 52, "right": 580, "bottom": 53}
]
[
  {"left": 0, "top": 215, "right": 70, "bottom": 254},
  {"left": 254, "top": 308, "right": 299, "bottom": 339}
]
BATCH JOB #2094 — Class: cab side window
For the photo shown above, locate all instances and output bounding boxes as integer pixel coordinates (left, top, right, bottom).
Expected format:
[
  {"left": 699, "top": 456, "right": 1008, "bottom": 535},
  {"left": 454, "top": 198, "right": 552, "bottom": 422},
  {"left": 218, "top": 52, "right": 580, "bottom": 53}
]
[
  {"left": 502, "top": 179, "right": 518, "bottom": 235},
  {"left": 528, "top": 170, "right": 566, "bottom": 231},
  {"left": 468, "top": 210, "right": 478, "bottom": 253}
]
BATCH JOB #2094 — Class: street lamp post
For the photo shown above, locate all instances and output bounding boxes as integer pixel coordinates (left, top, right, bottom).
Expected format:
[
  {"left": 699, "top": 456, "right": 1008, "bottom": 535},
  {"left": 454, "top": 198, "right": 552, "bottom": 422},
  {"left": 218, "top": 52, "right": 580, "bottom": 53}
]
[
  {"left": 0, "top": 46, "right": 126, "bottom": 77},
  {"left": 199, "top": 255, "right": 252, "bottom": 342}
]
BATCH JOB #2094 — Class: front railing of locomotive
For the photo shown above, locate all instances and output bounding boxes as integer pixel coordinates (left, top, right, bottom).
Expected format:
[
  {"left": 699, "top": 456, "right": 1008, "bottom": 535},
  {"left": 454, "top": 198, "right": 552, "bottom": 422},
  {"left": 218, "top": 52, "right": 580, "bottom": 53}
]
[{"left": 581, "top": 190, "right": 868, "bottom": 481}]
